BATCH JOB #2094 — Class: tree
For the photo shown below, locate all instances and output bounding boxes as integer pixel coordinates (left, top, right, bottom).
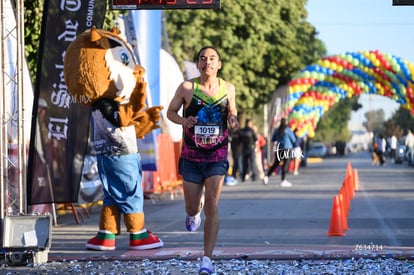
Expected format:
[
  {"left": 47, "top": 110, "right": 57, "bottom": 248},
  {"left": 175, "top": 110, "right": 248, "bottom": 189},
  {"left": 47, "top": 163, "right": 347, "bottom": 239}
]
[
  {"left": 165, "top": 0, "right": 326, "bottom": 115},
  {"left": 24, "top": 0, "right": 44, "bottom": 82},
  {"left": 363, "top": 109, "right": 386, "bottom": 134},
  {"left": 382, "top": 119, "right": 404, "bottom": 139},
  {"left": 386, "top": 108, "right": 414, "bottom": 137},
  {"left": 313, "top": 97, "right": 361, "bottom": 143}
]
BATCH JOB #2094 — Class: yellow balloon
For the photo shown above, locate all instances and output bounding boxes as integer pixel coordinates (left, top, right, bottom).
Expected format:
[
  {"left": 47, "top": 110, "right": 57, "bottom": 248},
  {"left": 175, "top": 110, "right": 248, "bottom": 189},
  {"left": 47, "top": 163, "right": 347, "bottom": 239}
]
[
  {"left": 323, "top": 102, "right": 329, "bottom": 111},
  {"left": 308, "top": 128, "right": 315, "bottom": 138},
  {"left": 317, "top": 60, "right": 325, "bottom": 67},
  {"left": 402, "top": 103, "right": 410, "bottom": 110},
  {"left": 302, "top": 84, "right": 312, "bottom": 91}
]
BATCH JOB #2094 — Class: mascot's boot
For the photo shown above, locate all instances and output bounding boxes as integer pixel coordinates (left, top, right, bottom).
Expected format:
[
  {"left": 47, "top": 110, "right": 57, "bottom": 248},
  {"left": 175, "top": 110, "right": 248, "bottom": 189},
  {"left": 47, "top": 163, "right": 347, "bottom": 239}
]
[
  {"left": 86, "top": 205, "right": 121, "bottom": 251},
  {"left": 124, "top": 213, "right": 164, "bottom": 250}
]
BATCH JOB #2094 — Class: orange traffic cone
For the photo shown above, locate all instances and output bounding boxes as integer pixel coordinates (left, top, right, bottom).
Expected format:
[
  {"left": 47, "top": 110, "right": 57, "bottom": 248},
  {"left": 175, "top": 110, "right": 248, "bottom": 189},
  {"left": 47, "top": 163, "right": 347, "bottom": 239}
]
[
  {"left": 353, "top": 169, "right": 360, "bottom": 191},
  {"left": 340, "top": 184, "right": 350, "bottom": 214},
  {"left": 346, "top": 162, "right": 353, "bottom": 177},
  {"left": 338, "top": 193, "right": 349, "bottom": 230},
  {"left": 327, "top": 195, "right": 345, "bottom": 236},
  {"left": 345, "top": 163, "right": 354, "bottom": 196},
  {"left": 345, "top": 174, "right": 355, "bottom": 200}
]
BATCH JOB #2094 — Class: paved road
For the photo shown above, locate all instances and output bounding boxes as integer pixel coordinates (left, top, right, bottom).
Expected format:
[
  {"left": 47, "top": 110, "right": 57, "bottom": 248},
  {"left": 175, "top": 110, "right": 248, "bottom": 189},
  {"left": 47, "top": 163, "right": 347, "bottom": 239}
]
[{"left": 49, "top": 151, "right": 414, "bottom": 262}]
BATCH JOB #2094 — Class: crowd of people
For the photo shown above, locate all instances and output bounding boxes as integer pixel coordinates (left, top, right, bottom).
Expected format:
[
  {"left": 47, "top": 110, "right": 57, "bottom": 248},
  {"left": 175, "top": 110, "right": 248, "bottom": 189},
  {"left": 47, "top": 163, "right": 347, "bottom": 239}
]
[
  {"left": 371, "top": 129, "right": 414, "bottom": 166},
  {"left": 229, "top": 117, "right": 306, "bottom": 188}
]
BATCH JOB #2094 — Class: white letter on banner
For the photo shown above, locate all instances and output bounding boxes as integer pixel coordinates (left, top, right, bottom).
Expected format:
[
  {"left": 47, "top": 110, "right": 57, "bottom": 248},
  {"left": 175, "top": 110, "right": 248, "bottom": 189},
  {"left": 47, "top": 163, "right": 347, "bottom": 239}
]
[
  {"left": 50, "top": 64, "right": 71, "bottom": 109},
  {"left": 48, "top": 117, "right": 69, "bottom": 141},
  {"left": 61, "top": 0, "right": 81, "bottom": 11},
  {"left": 58, "top": 20, "right": 79, "bottom": 42}
]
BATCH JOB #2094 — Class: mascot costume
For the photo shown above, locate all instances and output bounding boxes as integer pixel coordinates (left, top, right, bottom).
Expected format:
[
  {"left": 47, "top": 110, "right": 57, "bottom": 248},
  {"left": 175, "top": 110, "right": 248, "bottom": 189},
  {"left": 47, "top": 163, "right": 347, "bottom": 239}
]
[{"left": 64, "top": 27, "right": 163, "bottom": 251}]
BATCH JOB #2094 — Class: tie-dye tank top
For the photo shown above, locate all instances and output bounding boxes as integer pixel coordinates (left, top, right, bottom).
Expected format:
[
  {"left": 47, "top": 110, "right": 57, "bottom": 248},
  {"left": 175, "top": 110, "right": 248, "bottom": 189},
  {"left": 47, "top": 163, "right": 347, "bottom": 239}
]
[{"left": 181, "top": 78, "right": 229, "bottom": 162}]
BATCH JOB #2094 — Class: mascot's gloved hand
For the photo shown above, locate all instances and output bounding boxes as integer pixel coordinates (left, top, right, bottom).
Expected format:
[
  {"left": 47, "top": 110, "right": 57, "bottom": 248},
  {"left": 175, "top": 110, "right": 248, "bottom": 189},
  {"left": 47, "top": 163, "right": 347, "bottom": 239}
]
[
  {"left": 118, "top": 65, "right": 163, "bottom": 138},
  {"left": 134, "top": 106, "right": 163, "bottom": 138},
  {"left": 118, "top": 79, "right": 147, "bottom": 127}
]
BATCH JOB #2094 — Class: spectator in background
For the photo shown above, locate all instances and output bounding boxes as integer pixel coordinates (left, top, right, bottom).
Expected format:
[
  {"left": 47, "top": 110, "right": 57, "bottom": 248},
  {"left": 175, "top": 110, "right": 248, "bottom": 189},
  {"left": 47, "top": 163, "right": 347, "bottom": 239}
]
[
  {"left": 230, "top": 128, "right": 242, "bottom": 179},
  {"left": 380, "top": 134, "right": 387, "bottom": 165},
  {"left": 253, "top": 125, "right": 266, "bottom": 180},
  {"left": 301, "top": 135, "right": 309, "bottom": 167},
  {"left": 263, "top": 118, "right": 296, "bottom": 187},
  {"left": 389, "top": 134, "right": 397, "bottom": 163},
  {"left": 405, "top": 129, "right": 414, "bottom": 164},
  {"left": 372, "top": 134, "right": 380, "bottom": 165},
  {"left": 240, "top": 119, "right": 258, "bottom": 182},
  {"left": 373, "top": 134, "right": 386, "bottom": 166},
  {"left": 406, "top": 129, "right": 414, "bottom": 149},
  {"left": 293, "top": 129, "right": 303, "bottom": 176}
]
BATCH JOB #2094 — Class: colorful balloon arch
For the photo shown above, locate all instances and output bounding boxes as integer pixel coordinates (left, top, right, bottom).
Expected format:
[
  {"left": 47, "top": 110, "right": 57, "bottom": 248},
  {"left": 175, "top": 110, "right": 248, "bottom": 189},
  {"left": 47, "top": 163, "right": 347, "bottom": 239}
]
[{"left": 287, "top": 50, "right": 414, "bottom": 138}]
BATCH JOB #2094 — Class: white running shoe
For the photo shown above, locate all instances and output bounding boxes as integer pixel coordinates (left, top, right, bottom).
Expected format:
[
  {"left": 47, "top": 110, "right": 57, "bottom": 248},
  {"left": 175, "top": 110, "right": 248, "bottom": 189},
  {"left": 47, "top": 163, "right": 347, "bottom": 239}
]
[
  {"left": 185, "top": 213, "right": 201, "bottom": 232},
  {"left": 199, "top": 256, "right": 214, "bottom": 275},
  {"left": 185, "top": 196, "right": 204, "bottom": 232},
  {"left": 281, "top": 179, "right": 292, "bottom": 187},
  {"left": 263, "top": 176, "right": 269, "bottom": 185}
]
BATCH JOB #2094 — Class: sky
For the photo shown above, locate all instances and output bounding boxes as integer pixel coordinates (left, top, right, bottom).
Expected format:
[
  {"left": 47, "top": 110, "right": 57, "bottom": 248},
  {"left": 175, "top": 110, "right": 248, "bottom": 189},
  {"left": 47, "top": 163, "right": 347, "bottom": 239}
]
[{"left": 306, "top": 0, "right": 414, "bottom": 127}]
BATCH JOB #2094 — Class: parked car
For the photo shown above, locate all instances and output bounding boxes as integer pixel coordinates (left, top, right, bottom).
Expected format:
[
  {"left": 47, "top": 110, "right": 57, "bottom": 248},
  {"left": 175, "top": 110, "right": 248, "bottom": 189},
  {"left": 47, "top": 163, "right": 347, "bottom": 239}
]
[{"left": 307, "top": 142, "right": 328, "bottom": 158}]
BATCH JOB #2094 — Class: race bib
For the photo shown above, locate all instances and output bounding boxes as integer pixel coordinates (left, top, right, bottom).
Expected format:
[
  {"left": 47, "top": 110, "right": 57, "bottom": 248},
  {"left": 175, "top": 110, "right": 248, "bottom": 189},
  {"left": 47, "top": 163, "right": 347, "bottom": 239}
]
[
  {"left": 194, "top": 125, "right": 221, "bottom": 136},
  {"left": 194, "top": 124, "right": 222, "bottom": 146}
]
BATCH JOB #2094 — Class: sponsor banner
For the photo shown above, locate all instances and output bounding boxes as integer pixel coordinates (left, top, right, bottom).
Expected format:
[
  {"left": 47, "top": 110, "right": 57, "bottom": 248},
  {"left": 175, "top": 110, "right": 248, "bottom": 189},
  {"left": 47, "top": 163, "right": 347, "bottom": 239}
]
[{"left": 27, "top": 0, "right": 106, "bottom": 205}]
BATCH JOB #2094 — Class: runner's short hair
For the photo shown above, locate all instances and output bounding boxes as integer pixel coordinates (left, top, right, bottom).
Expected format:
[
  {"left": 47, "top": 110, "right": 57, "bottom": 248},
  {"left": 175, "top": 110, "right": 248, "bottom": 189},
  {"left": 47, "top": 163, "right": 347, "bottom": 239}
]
[{"left": 195, "top": 46, "right": 221, "bottom": 62}]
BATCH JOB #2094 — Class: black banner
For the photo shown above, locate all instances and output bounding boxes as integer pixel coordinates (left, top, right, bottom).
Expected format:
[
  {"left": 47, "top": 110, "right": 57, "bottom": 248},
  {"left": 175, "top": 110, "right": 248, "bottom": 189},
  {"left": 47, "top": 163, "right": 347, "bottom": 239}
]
[
  {"left": 393, "top": 0, "right": 414, "bottom": 5},
  {"left": 27, "top": 0, "right": 106, "bottom": 205}
]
